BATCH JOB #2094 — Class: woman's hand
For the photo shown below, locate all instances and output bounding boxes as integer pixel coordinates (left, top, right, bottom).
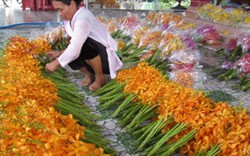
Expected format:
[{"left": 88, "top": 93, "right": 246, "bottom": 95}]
[
  {"left": 46, "top": 51, "right": 63, "bottom": 60},
  {"left": 45, "top": 59, "right": 61, "bottom": 73}
]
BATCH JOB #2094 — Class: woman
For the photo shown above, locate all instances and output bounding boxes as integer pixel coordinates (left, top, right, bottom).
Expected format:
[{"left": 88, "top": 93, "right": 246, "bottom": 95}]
[{"left": 45, "top": 0, "right": 123, "bottom": 91}]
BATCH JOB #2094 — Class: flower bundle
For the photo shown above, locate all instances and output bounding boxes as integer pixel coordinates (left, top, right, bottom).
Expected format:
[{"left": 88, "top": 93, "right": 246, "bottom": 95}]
[
  {"left": 40, "top": 24, "right": 69, "bottom": 51},
  {"left": 189, "top": 25, "right": 221, "bottom": 45},
  {"left": 120, "top": 13, "right": 141, "bottom": 36},
  {"left": 132, "top": 25, "right": 149, "bottom": 46},
  {"left": 138, "top": 28, "right": 162, "bottom": 49},
  {"left": 107, "top": 13, "right": 205, "bottom": 89},
  {"left": 159, "top": 32, "right": 184, "bottom": 57},
  {"left": 237, "top": 34, "right": 250, "bottom": 53},
  {"left": 95, "top": 62, "right": 250, "bottom": 156},
  {"left": 158, "top": 13, "right": 183, "bottom": 29},
  {"left": 212, "top": 34, "right": 250, "bottom": 91},
  {"left": 97, "top": 11, "right": 198, "bottom": 71},
  {"left": 0, "top": 36, "right": 110, "bottom": 156},
  {"left": 197, "top": 4, "right": 250, "bottom": 28},
  {"left": 224, "top": 38, "right": 238, "bottom": 55},
  {"left": 159, "top": 33, "right": 204, "bottom": 89},
  {"left": 168, "top": 37, "right": 199, "bottom": 71}
]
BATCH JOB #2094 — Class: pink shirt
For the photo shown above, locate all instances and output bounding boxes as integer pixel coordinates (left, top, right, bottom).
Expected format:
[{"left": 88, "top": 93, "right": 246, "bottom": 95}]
[{"left": 57, "top": 8, "right": 123, "bottom": 79}]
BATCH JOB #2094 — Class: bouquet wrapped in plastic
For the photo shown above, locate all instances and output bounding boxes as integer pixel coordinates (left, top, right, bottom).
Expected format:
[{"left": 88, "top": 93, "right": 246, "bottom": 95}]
[
  {"left": 222, "top": 34, "right": 250, "bottom": 62},
  {"left": 39, "top": 23, "right": 69, "bottom": 50},
  {"left": 168, "top": 50, "right": 197, "bottom": 72},
  {"left": 159, "top": 13, "right": 184, "bottom": 30},
  {"left": 169, "top": 66, "right": 206, "bottom": 89},
  {"left": 145, "top": 11, "right": 157, "bottom": 24},
  {"left": 120, "top": 12, "right": 141, "bottom": 36},
  {"left": 224, "top": 37, "right": 238, "bottom": 56},
  {"left": 138, "top": 27, "right": 162, "bottom": 49},
  {"left": 168, "top": 37, "right": 199, "bottom": 72},
  {"left": 189, "top": 25, "right": 221, "bottom": 45},
  {"left": 132, "top": 25, "right": 149, "bottom": 45},
  {"left": 139, "top": 49, "right": 155, "bottom": 61},
  {"left": 235, "top": 53, "right": 250, "bottom": 74},
  {"left": 237, "top": 33, "right": 250, "bottom": 53},
  {"left": 168, "top": 36, "right": 206, "bottom": 89},
  {"left": 159, "top": 32, "right": 184, "bottom": 58}
]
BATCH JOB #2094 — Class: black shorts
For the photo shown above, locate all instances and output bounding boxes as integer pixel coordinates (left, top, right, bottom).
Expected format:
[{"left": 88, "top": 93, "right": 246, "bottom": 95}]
[{"left": 68, "top": 37, "right": 110, "bottom": 74}]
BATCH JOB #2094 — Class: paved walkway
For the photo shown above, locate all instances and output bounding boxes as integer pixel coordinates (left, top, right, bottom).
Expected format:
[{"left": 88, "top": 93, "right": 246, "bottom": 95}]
[{"left": 0, "top": 6, "right": 249, "bottom": 156}]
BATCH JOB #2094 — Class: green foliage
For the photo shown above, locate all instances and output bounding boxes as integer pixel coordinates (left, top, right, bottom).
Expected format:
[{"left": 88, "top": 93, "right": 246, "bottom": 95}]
[
  {"left": 116, "top": 132, "right": 137, "bottom": 155},
  {"left": 206, "top": 90, "right": 237, "bottom": 103}
]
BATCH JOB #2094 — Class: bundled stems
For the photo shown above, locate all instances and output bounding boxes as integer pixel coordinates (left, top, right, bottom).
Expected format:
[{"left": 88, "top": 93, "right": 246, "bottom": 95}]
[
  {"left": 206, "top": 144, "right": 221, "bottom": 156},
  {"left": 125, "top": 104, "right": 157, "bottom": 131},
  {"left": 161, "top": 129, "right": 197, "bottom": 156},
  {"left": 136, "top": 117, "right": 170, "bottom": 151},
  {"left": 118, "top": 103, "right": 144, "bottom": 127},
  {"left": 146, "top": 122, "right": 187, "bottom": 156},
  {"left": 112, "top": 93, "right": 137, "bottom": 118},
  {"left": 100, "top": 92, "right": 127, "bottom": 109},
  {"left": 93, "top": 80, "right": 123, "bottom": 96}
]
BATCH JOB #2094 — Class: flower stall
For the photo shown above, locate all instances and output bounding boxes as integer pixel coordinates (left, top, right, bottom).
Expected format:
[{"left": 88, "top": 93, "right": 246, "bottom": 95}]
[{"left": 0, "top": 2, "right": 250, "bottom": 156}]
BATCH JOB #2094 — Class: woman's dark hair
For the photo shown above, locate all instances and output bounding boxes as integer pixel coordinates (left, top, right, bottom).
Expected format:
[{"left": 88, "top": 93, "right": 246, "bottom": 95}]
[{"left": 52, "top": 0, "right": 82, "bottom": 6}]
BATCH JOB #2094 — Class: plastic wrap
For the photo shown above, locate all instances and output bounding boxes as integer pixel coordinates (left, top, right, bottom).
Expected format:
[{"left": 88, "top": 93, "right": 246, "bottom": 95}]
[
  {"left": 168, "top": 35, "right": 206, "bottom": 89},
  {"left": 97, "top": 12, "right": 122, "bottom": 33},
  {"left": 182, "top": 36, "right": 198, "bottom": 51},
  {"left": 40, "top": 23, "right": 69, "bottom": 50},
  {"left": 235, "top": 53, "right": 250, "bottom": 74},
  {"left": 168, "top": 49, "right": 199, "bottom": 72},
  {"left": 138, "top": 27, "right": 162, "bottom": 48},
  {"left": 109, "top": 18, "right": 122, "bottom": 34},
  {"left": 197, "top": 4, "right": 250, "bottom": 28},
  {"left": 96, "top": 11, "right": 109, "bottom": 23},
  {"left": 160, "top": 13, "right": 183, "bottom": 28},
  {"left": 189, "top": 25, "right": 221, "bottom": 44},
  {"left": 169, "top": 66, "right": 206, "bottom": 89},
  {"left": 107, "top": 21, "right": 117, "bottom": 34},
  {"left": 42, "top": 23, "right": 67, "bottom": 43},
  {"left": 132, "top": 25, "right": 149, "bottom": 45},
  {"left": 120, "top": 12, "right": 141, "bottom": 36},
  {"left": 139, "top": 49, "right": 155, "bottom": 61},
  {"left": 160, "top": 34, "right": 184, "bottom": 58},
  {"left": 221, "top": 61, "right": 235, "bottom": 70},
  {"left": 159, "top": 32, "right": 175, "bottom": 49},
  {"left": 146, "top": 11, "right": 157, "bottom": 24},
  {"left": 237, "top": 34, "right": 250, "bottom": 52},
  {"left": 224, "top": 37, "right": 238, "bottom": 56},
  {"left": 170, "top": 70, "right": 194, "bottom": 88}
]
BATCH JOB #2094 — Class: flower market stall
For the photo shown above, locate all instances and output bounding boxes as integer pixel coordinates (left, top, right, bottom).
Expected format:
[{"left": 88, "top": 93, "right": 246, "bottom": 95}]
[{"left": 0, "top": 2, "right": 250, "bottom": 156}]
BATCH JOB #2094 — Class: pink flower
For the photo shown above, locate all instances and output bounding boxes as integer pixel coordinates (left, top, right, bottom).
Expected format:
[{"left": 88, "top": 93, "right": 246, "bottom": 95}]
[
  {"left": 240, "top": 62, "right": 250, "bottom": 74},
  {"left": 224, "top": 38, "right": 237, "bottom": 51}
]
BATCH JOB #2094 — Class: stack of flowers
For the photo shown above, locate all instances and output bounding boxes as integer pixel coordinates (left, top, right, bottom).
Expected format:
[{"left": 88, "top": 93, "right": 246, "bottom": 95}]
[
  {"left": 112, "top": 62, "right": 250, "bottom": 155},
  {"left": 168, "top": 36, "right": 205, "bottom": 89},
  {"left": 120, "top": 13, "right": 141, "bottom": 37},
  {"left": 41, "top": 24, "right": 69, "bottom": 50},
  {"left": 159, "top": 32, "right": 184, "bottom": 57},
  {"left": 0, "top": 36, "right": 110, "bottom": 155},
  {"left": 98, "top": 11, "right": 206, "bottom": 89},
  {"left": 197, "top": 4, "right": 250, "bottom": 28},
  {"left": 138, "top": 27, "right": 162, "bottom": 49},
  {"left": 189, "top": 25, "right": 221, "bottom": 45},
  {"left": 132, "top": 25, "right": 149, "bottom": 46},
  {"left": 213, "top": 33, "right": 250, "bottom": 91}
]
